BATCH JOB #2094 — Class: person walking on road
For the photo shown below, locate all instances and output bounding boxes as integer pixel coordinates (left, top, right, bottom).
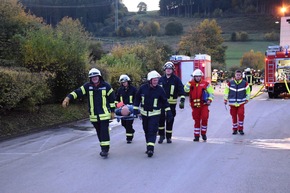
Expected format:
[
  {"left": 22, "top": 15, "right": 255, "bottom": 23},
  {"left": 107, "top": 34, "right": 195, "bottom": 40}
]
[
  {"left": 115, "top": 74, "right": 137, "bottom": 144},
  {"left": 133, "top": 70, "right": 173, "bottom": 157},
  {"left": 62, "top": 68, "right": 115, "bottom": 158},
  {"left": 184, "top": 69, "right": 214, "bottom": 142},
  {"left": 224, "top": 70, "right": 250, "bottom": 135},
  {"left": 158, "top": 61, "right": 185, "bottom": 144}
]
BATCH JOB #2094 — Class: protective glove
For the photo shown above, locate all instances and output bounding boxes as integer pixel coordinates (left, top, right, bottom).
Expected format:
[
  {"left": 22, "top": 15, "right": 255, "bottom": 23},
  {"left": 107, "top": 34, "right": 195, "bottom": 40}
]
[
  {"left": 62, "top": 97, "right": 70, "bottom": 108},
  {"left": 206, "top": 99, "right": 212, "bottom": 105},
  {"left": 111, "top": 112, "right": 115, "bottom": 120},
  {"left": 166, "top": 110, "right": 173, "bottom": 122},
  {"left": 179, "top": 102, "right": 184, "bottom": 109},
  {"left": 224, "top": 99, "right": 227, "bottom": 105}
]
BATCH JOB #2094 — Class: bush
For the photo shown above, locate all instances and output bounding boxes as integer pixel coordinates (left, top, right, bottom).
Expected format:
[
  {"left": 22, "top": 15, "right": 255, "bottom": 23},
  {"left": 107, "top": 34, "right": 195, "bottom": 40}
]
[
  {"left": 264, "top": 31, "right": 279, "bottom": 41},
  {"left": 231, "top": 31, "right": 249, "bottom": 41},
  {"left": 140, "top": 21, "right": 160, "bottom": 36},
  {"left": 231, "top": 32, "right": 237, "bottom": 41},
  {"left": 0, "top": 67, "right": 51, "bottom": 114},
  {"left": 165, "top": 21, "right": 183, "bottom": 36},
  {"left": 239, "top": 31, "right": 249, "bottom": 41},
  {"left": 212, "top": 8, "right": 223, "bottom": 17}
]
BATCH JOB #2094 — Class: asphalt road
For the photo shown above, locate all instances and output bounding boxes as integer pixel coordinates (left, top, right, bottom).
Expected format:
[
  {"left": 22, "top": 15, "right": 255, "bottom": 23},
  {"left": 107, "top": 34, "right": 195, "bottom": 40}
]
[{"left": 1, "top": 85, "right": 290, "bottom": 193}]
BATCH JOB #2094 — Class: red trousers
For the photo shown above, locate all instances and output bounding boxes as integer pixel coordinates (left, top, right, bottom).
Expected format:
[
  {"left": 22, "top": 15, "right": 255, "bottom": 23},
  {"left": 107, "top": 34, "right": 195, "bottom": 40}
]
[
  {"left": 191, "top": 105, "right": 209, "bottom": 137},
  {"left": 229, "top": 104, "right": 245, "bottom": 131}
]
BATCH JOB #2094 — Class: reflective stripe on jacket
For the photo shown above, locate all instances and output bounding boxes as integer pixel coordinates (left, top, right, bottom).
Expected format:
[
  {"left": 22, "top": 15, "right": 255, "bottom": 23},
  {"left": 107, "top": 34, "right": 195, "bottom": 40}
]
[
  {"left": 158, "top": 74, "right": 185, "bottom": 104},
  {"left": 68, "top": 81, "right": 115, "bottom": 122},
  {"left": 134, "top": 83, "right": 170, "bottom": 117},
  {"left": 224, "top": 79, "right": 250, "bottom": 106},
  {"left": 184, "top": 80, "right": 214, "bottom": 108},
  {"left": 115, "top": 85, "right": 137, "bottom": 105}
]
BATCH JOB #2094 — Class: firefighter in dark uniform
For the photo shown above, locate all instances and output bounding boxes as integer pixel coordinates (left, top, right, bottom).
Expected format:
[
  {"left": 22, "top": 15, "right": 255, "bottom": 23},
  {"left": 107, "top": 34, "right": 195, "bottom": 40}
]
[
  {"left": 133, "top": 70, "right": 173, "bottom": 157},
  {"left": 244, "top": 68, "right": 253, "bottom": 92},
  {"left": 62, "top": 68, "right": 115, "bottom": 158},
  {"left": 115, "top": 74, "right": 137, "bottom": 144},
  {"left": 158, "top": 61, "right": 185, "bottom": 144}
]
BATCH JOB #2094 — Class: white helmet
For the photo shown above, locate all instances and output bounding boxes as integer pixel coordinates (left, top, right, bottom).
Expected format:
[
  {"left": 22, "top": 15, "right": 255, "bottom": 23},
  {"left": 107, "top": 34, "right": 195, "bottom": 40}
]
[
  {"left": 147, "top": 70, "right": 161, "bottom": 80},
  {"left": 245, "top": 68, "right": 251, "bottom": 72},
  {"left": 191, "top": 69, "right": 204, "bottom": 77},
  {"left": 88, "top": 68, "right": 101, "bottom": 78},
  {"left": 119, "top": 74, "right": 131, "bottom": 83},
  {"left": 163, "top": 61, "right": 175, "bottom": 71}
]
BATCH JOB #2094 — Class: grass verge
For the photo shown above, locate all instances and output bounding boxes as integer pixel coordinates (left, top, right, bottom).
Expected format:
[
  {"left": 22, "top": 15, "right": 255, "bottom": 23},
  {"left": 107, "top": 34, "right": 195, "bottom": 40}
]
[{"left": 0, "top": 103, "right": 89, "bottom": 141}]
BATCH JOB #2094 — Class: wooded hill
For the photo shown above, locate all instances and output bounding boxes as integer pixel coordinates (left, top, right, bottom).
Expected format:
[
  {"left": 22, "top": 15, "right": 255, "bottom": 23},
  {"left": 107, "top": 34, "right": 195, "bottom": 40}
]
[{"left": 19, "top": 0, "right": 286, "bottom": 36}]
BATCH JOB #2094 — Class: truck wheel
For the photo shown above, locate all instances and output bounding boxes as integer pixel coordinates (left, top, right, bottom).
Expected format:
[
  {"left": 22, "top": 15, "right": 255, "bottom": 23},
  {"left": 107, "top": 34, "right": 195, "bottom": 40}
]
[{"left": 268, "top": 92, "right": 274, "bottom": 98}]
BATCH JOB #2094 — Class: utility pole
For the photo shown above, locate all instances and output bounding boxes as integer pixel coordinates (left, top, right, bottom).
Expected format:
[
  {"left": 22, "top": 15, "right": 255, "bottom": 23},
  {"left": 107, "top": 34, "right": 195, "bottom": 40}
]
[{"left": 115, "top": 0, "right": 118, "bottom": 31}]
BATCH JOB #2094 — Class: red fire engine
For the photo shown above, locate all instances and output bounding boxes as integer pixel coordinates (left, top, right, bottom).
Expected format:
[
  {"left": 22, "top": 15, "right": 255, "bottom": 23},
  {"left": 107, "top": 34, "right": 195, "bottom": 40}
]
[
  {"left": 170, "top": 54, "right": 211, "bottom": 85},
  {"left": 264, "top": 45, "right": 290, "bottom": 98}
]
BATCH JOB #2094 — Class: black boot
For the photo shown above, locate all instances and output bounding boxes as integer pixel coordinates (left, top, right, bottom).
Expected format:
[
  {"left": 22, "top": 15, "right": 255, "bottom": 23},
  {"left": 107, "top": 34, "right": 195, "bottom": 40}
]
[
  {"left": 193, "top": 136, "right": 199, "bottom": 142},
  {"left": 166, "top": 138, "right": 172, "bottom": 143},
  {"left": 202, "top": 134, "right": 207, "bottom": 141},
  {"left": 158, "top": 136, "right": 165, "bottom": 144},
  {"left": 232, "top": 130, "right": 238, "bottom": 135},
  {"left": 100, "top": 151, "right": 108, "bottom": 158},
  {"left": 147, "top": 150, "right": 154, "bottom": 157},
  {"left": 238, "top": 130, "right": 244, "bottom": 135}
]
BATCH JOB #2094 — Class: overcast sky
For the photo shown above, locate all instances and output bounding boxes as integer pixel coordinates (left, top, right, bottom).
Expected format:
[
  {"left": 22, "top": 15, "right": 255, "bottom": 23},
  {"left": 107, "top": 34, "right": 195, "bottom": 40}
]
[{"left": 122, "top": 0, "right": 159, "bottom": 12}]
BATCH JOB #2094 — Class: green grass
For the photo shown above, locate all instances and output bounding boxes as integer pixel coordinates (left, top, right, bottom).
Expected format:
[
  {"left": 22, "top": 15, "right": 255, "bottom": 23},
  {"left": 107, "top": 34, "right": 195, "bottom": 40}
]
[{"left": 224, "top": 41, "right": 279, "bottom": 68}]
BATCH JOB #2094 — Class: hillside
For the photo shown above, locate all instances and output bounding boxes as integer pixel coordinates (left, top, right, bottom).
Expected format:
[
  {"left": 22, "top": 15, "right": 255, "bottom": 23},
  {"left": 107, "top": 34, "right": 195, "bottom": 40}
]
[{"left": 99, "top": 12, "right": 280, "bottom": 68}]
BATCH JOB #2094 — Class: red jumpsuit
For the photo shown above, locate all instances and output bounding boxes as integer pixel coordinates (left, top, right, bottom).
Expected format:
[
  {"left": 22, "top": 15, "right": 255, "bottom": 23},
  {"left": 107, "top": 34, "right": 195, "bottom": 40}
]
[{"left": 185, "top": 80, "right": 214, "bottom": 139}]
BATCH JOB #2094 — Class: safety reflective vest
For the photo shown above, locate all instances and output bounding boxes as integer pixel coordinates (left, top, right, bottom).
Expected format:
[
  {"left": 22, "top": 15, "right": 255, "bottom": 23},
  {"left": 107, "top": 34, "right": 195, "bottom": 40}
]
[
  {"left": 184, "top": 80, "right": 214, "bottom": 108},
  {"left": 224, "top": 79, "right": 250, "bottom": 106}
]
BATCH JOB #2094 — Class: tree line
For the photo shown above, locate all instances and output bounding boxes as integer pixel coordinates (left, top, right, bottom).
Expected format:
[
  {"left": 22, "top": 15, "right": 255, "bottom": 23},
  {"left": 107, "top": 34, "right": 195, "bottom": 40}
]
[
  {"left": 159, "top": 0, "right": 284, "bottom": 17},
  {"left": 18, "top": 0, "right": 286, "bottom": 36}
]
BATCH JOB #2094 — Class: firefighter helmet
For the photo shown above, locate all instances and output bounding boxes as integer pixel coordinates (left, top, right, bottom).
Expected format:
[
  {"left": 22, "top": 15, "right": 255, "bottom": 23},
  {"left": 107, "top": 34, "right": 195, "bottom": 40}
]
[
  {"left": 163, "top": 61, "right": 175, "bottom": 71},
  {"left": 191, "top": 69, "right": 204, "bottom": 77},
  {"left": 147, "top": 70, "right": 161, "bottom": 80},
  {"left": 88, "top": 68, "right": 101, "bottom": 78},
  {"left": 245, "top": 68, "right": 251, "bottom": 72},
  {"left": 119, "top": 74, "right": 131, "bottom": 83}
]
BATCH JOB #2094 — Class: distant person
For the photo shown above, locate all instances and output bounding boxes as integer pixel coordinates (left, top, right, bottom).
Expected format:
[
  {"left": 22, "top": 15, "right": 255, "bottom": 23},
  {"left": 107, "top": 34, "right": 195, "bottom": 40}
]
[
  {"left": 184, "top": 69, "right": 214, "bottom": 142},
  {"left": 133, "top": 70, "right": 173, "bottom": 157},
  {"left": 244, "top": 68, "right": 253, "bottom": 92},
  {"left": 158, "top": 62, "right": 185, "bottom": 144},
  {"left": 211, "top": 69, "right": 218, "bottom": 89},
  {"left": 62, "top": 68, "right": 115, "bottom": 158},
  {"left": 115, "top": 74, "right": 137, "bottom": 143},
  {"left": 224, "top": 70, "right": 250, "bottom": 135}
]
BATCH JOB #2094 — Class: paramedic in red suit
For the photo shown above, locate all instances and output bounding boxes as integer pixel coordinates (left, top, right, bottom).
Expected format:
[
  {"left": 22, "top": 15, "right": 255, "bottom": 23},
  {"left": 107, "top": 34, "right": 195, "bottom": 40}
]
[{"left": 184, "top": 69, "right": 214, "bottom": 142}]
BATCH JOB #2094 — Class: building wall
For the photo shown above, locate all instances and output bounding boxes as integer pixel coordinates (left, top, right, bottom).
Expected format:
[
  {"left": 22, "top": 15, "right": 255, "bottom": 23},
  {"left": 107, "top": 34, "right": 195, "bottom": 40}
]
[{"left": 280, "top": 16, "right": 290, "bottom": 47}]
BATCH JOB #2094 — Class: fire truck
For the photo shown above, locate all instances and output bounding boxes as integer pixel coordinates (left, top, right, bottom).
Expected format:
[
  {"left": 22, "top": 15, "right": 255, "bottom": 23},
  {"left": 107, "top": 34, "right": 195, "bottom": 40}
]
[
  {"left": 170, "top": 54, "right": 211, "bottom": 85},
  {"left": 264, "top": 45, "right": 290, "bottom": 98}
]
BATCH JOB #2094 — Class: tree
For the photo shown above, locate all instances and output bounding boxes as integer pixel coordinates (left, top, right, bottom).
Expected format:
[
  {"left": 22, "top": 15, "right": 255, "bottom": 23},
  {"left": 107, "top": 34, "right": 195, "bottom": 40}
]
[
  {"left": 20, "top": 17, "right": 91, "bottom": 101},
  {"left": 0, "top": 0, "right": 43, "bottom": 66},
  {"left": 165, "top": 21, "right": 183, "bottom": 36},
  {"left": 240, "top": 50, "right": 264, "bottom": 70},
  {"left": 178, "top": 19, "right": 226, "bottom": 65},
  {"left": 137, "top": 2, "right": 147, "bottom": 13}
]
